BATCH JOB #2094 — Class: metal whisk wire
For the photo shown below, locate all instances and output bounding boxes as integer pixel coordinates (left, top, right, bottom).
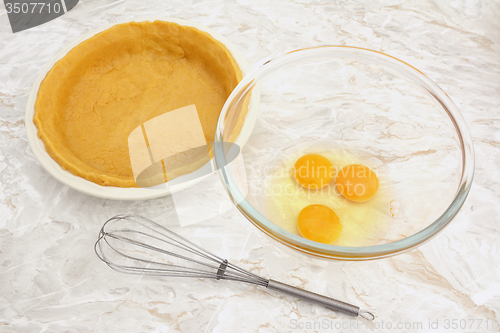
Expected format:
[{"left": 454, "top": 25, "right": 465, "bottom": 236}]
[
  {"left": 95, "top": 214, "right": 269, "bottom": 286},
  {"left": 95, "top": 214, "right": 374, "bottom": 321}
]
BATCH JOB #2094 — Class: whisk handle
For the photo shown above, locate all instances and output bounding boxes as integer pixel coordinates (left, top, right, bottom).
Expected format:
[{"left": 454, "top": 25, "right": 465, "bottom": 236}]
[{"left": 266, "top": 279, "right": 373, "bottom": 320}]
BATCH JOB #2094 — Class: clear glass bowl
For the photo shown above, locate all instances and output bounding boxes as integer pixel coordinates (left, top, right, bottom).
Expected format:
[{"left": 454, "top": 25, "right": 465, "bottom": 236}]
[{"left": 214, "top": 46, "right": 474, "bottom": 260}]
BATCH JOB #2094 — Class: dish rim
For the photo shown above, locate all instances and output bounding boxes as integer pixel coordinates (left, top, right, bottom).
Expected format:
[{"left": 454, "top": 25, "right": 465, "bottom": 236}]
[
  {"left": 25, "top": 17, "right": 251, "bottom": 200},
  {"left": 214, "top": 45, "right": 475, "bottom": 260}
]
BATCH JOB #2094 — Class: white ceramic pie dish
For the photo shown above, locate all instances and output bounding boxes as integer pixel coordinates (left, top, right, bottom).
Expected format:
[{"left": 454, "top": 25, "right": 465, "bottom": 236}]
[{"left": 26, "top": 17, "right": 256, "bottom": 200}]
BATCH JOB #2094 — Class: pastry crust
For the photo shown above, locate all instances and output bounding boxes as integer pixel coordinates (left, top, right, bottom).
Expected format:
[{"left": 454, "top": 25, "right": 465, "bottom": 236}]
[{"left": 34, "top": 20, "right": 243, "bottom": 187}]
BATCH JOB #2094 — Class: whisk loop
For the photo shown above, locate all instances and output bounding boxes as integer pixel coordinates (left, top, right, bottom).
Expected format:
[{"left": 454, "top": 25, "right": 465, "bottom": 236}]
[{"left": 95, "top": 214, "right": 374, "bottom": 320}]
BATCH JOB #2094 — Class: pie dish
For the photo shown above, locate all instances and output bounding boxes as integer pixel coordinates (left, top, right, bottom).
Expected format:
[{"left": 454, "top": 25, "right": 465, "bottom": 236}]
[{"left": 26, "top": 18, "right": 252, "bottom": 200}]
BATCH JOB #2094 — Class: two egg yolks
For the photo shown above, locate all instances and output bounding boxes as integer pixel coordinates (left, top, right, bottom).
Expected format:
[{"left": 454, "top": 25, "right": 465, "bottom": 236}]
[{"left": 293, "top": 154, "right": 379, "bottom": 244}]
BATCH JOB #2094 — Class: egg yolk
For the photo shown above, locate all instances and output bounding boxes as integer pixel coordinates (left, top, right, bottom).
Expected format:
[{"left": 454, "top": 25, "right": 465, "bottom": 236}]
[
  {"left": 297, "top": 204, "right": 342, "bottom": 244},
  {"left": 336, "top": 164, "right": 379, "bottom": 202},
  {"left": 293, "top": 154, "right": 334, "bottom": 189}
]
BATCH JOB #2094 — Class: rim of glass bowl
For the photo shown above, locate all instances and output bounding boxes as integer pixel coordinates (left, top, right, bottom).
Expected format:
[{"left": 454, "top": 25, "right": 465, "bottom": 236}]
[{"left": 214, "top": 46, "right": 475, "bottom": 260}]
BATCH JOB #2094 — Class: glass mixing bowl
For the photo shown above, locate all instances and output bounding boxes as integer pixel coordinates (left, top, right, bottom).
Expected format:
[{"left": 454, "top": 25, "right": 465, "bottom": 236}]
[{"left": 214, "top": 46, "right": 474, "bottom": 260}]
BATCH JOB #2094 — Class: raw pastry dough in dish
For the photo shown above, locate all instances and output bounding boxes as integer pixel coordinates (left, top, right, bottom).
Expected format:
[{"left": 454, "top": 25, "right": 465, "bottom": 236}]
[{"left": 33, "top": 20, "right": 243, "bottom": 187}]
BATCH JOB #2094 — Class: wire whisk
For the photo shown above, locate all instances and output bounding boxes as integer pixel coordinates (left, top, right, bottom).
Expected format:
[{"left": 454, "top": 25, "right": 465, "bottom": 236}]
[{"left": 95, "top": 214, "right": 374, "bottom": 321}]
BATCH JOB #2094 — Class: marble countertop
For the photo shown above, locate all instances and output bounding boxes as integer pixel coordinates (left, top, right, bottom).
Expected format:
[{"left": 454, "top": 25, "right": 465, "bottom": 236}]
[{"left": 1, "top": 0, "right": 499, "bottom": 332}]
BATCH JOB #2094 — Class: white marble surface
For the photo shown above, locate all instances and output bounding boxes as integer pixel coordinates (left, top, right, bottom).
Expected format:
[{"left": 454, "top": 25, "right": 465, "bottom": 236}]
[{"left": 1, "top": 0, "right": 499, "bottom": 332}]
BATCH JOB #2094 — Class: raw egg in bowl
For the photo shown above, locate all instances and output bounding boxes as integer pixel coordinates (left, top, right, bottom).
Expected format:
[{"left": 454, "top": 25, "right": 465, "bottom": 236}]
[{"left": 214, "top": 46, "right": 474, "bottom": 260}]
